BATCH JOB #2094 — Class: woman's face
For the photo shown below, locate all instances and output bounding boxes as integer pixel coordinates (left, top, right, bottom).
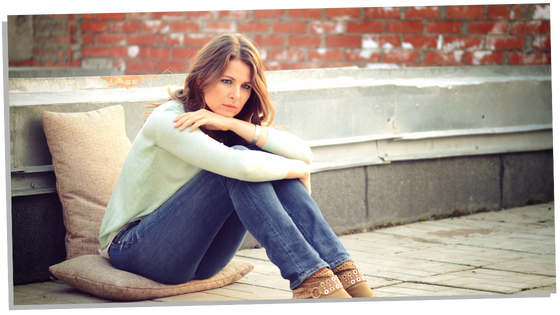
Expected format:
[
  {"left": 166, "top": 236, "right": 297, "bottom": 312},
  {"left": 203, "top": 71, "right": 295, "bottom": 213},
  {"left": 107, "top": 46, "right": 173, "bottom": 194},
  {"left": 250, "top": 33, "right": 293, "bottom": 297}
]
[{"left": 203, "top": 58, "right": 252, "bottom": 118}]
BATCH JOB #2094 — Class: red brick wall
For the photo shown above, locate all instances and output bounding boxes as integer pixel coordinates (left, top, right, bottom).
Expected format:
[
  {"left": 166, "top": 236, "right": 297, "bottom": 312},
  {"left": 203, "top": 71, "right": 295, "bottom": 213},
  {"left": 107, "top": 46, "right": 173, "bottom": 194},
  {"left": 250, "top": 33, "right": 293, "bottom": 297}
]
[{"left": 9, "top": 4, "right": 551, "bottom": 75}]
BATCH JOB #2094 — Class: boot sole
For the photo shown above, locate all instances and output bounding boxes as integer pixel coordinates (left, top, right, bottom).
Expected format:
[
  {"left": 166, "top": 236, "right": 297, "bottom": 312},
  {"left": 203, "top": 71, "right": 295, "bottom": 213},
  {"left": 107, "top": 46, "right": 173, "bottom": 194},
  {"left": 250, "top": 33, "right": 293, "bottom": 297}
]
[{"left": 346, "top": 282, "right": 378, "bottom": 298}]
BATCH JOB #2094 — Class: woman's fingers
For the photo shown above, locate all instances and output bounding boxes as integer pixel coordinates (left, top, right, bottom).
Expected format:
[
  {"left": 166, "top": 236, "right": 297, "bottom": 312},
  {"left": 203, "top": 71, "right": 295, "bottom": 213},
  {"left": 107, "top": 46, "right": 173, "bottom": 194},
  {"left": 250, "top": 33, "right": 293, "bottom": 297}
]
[
  {"left": 173, "top": 112, "right": 188, "bottom": 122},
  {"left": 174, "top": 109, "right": 230, "bottom": 132},
  {"left": 300, "top": 175, "right": 312, "bottom": 195},
  {"left": 174, "top": 110, "right": 205, "bottom": 131},
  {"left": 177, "top": 118, "right": 194, "bottom": 131},
  {"left": 173, "top": 113, "right": 190, "bottom": 128},
  {"left": 188, "top": 118, "right": 207, "bottom": 132}
]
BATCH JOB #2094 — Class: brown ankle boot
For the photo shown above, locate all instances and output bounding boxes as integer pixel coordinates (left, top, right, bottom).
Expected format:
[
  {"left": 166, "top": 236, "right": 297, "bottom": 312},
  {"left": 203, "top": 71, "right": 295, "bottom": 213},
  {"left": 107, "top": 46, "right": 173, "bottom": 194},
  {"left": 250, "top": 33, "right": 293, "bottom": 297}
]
[
  {"left": 292, "top": 267, "right": 352, "bottom": 299},
  {"left": 332, "top": 261, "right": 378, "bottom": 298}
]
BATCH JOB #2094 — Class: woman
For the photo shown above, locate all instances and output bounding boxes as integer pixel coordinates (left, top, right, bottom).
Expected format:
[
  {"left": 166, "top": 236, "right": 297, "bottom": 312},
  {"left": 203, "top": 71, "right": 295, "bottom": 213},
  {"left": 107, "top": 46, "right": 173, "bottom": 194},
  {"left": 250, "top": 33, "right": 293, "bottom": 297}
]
[{"left": 98, "top": 33, "right": 377, "bottom": 299}]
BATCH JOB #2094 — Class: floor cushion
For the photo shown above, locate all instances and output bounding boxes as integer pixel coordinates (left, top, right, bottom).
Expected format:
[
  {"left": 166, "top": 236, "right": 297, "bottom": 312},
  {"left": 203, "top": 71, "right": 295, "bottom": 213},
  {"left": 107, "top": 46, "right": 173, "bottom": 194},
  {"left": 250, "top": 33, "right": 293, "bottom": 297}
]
[{"left": 49, "top": 255, "right": 254, "bottom": 301}]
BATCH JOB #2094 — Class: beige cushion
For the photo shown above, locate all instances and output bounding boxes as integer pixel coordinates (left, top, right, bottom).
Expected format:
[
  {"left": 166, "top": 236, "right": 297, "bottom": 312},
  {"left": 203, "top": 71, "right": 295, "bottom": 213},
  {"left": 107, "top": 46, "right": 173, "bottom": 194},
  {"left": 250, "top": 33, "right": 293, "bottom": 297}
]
[
  {"left": 49, "top": 255, "right": 254, "bottom": 301},
  {"left": 42, "top": 105, "right": 131, "bottom": 260}
]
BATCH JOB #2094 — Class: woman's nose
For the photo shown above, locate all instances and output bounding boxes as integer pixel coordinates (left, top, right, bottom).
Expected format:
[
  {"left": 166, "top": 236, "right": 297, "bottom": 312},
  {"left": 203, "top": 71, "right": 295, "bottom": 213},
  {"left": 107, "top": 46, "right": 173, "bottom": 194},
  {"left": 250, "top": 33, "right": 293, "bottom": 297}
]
[{"left": 230, "top": 86, "right": 240, "bottom": 100}]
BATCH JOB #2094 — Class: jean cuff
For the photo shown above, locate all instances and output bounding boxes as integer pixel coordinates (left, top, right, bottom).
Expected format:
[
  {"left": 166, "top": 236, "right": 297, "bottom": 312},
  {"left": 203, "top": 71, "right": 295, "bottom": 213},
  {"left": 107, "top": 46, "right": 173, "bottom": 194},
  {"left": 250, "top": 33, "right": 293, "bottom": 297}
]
[{"left": 289, "top": 262, "right": 329, "bottom": 290}]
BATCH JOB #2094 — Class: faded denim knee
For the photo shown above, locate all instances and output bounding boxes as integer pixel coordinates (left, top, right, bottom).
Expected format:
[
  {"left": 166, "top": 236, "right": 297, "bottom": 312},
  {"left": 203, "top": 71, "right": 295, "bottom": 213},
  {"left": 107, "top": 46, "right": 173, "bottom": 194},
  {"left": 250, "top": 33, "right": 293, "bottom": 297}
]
[{"left": 232, "top": 145, "right": 249, "bottom": 151}]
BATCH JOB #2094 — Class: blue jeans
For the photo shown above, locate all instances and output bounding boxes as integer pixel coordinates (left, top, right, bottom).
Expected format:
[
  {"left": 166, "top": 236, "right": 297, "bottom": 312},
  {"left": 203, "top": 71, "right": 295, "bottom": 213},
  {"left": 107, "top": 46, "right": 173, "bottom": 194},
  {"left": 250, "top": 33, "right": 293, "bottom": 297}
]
[{"left": 108, "top": 146, "right": 352, "bottom": 289}]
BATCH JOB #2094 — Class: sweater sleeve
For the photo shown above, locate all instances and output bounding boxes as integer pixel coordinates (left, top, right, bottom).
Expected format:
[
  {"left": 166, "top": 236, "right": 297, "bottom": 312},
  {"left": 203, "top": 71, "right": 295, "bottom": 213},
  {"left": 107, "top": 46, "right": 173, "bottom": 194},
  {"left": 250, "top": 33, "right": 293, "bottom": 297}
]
[
  {"left": 154, "top": 104, "right": 291, "bottom": 182},
  {"left": 263, "top": 127, "right": 313, "bottom": 165}
]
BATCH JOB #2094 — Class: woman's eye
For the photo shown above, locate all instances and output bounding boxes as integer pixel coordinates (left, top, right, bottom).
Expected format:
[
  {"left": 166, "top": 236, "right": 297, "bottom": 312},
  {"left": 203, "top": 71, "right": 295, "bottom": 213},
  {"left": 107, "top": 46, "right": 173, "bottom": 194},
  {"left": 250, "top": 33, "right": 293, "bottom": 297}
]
[{"left": 221, "top": 79, "right": 249, "bottom": 89}]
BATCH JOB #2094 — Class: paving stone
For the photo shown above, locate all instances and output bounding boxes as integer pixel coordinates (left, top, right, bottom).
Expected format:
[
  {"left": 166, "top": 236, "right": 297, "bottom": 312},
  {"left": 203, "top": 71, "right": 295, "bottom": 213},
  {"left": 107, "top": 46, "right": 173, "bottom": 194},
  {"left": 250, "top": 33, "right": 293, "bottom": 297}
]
[
  {"left": 530, "top": 226, "right": 556, "bottom": 237},
  {"left": 372, "top": 290, "right": 406, "bottom": 298},
  {"left": 13, "top": 281, "right": 73, "bottom": 296},
  {"left": 14, "top": 290, "right": 112, "bottom": 305},
  {"left": 366, "top": 276, "right": 403, "bottom": 289},
  {"left": 236, "top": 272, "right": 290, "bottom": 289},
  {"left": 516, "top": 285, "right": 556, "bottom": 294},
  {"left": 235, "top": 248, "right": 270, "bottom": 261},
  {"left": 13, "top": 291, "right": 57, "bottom": 306},
  {"left": 373, "top": 282, "right": 493, "bottom": 297},
  {"left": 14, "top": 294, "right": 79, "bottom": 305},
  {"left": 197, "top": 283, "right": 292, "bottom": 301},
  {"left": 154, "top": 291, "right": 242, "bottom": 302},
  {"left": 485, "top": 259, "right": 556, "bottom": 276},
  {"left": 423, "top": 268, "right": 556, "bottom": 294},
  {"left": 396, "top": 245, "right": 529, "bottom": 267},
  {"left": 159, "top": 283, "right": 292, "bottom": 301}
]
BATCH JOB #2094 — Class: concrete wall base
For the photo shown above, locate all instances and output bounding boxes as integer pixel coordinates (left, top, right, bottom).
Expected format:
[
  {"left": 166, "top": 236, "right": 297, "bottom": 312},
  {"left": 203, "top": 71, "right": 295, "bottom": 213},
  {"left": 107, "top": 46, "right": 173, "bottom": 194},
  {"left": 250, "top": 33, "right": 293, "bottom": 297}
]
[{"left": 240, "top": 150, "right": 553, "bottom": 249}]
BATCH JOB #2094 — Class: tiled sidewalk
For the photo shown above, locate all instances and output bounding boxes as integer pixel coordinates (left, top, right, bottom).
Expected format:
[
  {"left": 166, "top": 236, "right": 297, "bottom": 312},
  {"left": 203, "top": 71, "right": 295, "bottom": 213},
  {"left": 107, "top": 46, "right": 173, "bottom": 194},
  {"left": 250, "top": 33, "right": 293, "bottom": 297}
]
[{"left": 11, "top": 202, "right": 556, "bottom": 308}]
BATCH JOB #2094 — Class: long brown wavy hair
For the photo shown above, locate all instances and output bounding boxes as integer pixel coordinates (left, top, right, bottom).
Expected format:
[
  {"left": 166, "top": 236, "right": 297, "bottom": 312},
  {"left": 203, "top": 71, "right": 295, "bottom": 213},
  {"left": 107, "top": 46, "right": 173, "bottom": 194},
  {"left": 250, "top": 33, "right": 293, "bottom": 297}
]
[{"left": 150, "top": 33, "right": 276, "bottom": 147}]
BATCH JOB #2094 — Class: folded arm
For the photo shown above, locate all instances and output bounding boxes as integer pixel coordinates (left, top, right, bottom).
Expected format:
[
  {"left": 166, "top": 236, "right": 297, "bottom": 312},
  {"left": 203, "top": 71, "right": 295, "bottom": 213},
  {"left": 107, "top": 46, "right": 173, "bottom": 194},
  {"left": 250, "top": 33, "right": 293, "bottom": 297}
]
[
  {"left": 172, "top": 108, "right": 313, "bottom": 193},
  {"left": 173, "top": 109, "right": 312, "bottom": 162}
]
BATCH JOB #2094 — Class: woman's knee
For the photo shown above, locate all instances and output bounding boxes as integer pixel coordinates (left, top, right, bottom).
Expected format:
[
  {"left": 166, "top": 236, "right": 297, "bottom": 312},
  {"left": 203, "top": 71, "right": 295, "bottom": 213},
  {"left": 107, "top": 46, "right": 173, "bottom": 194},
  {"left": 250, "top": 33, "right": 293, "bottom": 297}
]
[
  {"left": 232, "top": 145, "right": 249, "bottom": 151},
  {"left": 232, "top": 144, "right": 263, "bottom": 152}
]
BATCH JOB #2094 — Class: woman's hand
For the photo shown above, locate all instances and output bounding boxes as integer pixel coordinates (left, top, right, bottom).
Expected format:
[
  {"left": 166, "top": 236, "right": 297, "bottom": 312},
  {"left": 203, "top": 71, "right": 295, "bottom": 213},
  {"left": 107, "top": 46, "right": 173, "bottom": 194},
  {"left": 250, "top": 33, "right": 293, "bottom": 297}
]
[
  {"left": 285, "top": 159, "right": 312, "bottom": 195},
  {"left": 299, "top": 171, "right": 312, "bottom": 195},
  {"left": 174, "top": 109, "right": 231, "bottom": 132}
]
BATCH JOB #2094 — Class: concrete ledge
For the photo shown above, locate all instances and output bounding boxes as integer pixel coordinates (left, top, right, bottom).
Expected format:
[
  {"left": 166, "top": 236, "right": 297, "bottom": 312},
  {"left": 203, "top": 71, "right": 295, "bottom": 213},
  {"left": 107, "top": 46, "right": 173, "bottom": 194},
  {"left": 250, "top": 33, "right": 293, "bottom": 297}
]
[
  {"left": 379, "top": 129, "right": 553, "bottom": 161},
  {"left": 9, "top": 65, "right": 552, "bottom": 194}
]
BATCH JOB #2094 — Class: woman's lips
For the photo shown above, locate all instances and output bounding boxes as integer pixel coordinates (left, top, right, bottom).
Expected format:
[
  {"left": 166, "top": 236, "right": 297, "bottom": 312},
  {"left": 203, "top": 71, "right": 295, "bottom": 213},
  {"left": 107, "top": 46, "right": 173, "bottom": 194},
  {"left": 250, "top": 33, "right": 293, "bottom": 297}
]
[{"left": 222, "top": 104, "right": 237, "bottom": 109}]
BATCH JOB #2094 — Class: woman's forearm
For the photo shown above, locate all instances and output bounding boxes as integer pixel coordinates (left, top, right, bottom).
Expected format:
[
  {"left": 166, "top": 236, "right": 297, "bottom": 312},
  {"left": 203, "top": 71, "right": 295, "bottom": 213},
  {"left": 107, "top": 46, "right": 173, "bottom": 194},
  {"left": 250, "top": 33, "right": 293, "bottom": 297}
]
[
  {"left": 284, "top": 159, "right": 309, "bottom": 179},
  {"left": 228, "top": 119, "right": 311, "bottom": 194},
  {"left": 227, "top": 118, "right": 268, "bottom": 148}
]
